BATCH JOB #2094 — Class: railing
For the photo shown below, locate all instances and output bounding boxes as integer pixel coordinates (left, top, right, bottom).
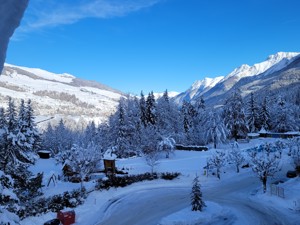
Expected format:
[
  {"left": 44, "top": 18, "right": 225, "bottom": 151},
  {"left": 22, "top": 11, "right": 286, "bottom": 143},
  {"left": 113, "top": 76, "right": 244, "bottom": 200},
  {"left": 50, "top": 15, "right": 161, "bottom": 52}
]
[{"left": 270, "top": 184, "right": 284, "bottom": 198}]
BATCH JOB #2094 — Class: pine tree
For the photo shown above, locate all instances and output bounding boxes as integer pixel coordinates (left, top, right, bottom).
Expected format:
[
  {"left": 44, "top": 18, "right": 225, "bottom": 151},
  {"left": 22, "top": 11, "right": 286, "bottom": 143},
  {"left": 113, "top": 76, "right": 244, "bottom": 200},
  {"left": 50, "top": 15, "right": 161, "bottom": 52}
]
[
  {"left": 181, "top": 100, "right": 196, "bottom": 133},
  {"left": 83, "top": 121, "right": 97, "bottom": 147},
  {"left": 191, "top": 175, "right": 206, "bottom": 211},
  {"left": 259, "top": 96, "right": 271, "bottom": 131},
  {"left": 140, "top": 91, "right": 147, "bottom": 127},
  {"left": 194, "top": 95, "right": 205, "bottom": 113},
  {"left": 156, "top": 90, "right": 171, "bottom": 135},
  {"left": 246, "top": 93, "right": 259, "bottom": 133},
  {"left": 16, "top": 99, "right": 40, "bottom": 152},
  {"left": 0, "top": 107, "right": 6, "bottom": 129},
  {"left": 116, "top": 101, "right": 128, "bottom": 157},
  {"left": 25, "top": 99, "right": 41, "bottom": 151},
  {"left": 223, "top": 90, "right": 248, "bottom": 140},
  {"left": 1, "top": 98, "right": 33, "bottom": 173},
  {"left": 6, "top": 97, "right": 17, "bottom": 134},
  {"left": 271, "top": 96, "right": 297, "bottom": 132},
  {"left": 205, "top": 111, "right": 227, "bottom": 148},
  {"left": 145, "top": 91, "right": 156, "bottom": 126}
]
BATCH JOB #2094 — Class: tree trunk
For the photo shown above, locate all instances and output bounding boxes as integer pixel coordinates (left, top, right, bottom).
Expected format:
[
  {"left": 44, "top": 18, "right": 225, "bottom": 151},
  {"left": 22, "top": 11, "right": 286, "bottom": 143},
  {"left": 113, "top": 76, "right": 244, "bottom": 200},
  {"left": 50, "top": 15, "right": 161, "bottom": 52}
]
[
  {"left": 236, "top": 165, "right": 240, "bottom": 173},
  {"left": 262, "top": 176, "right": 267, "bottom": 193}
]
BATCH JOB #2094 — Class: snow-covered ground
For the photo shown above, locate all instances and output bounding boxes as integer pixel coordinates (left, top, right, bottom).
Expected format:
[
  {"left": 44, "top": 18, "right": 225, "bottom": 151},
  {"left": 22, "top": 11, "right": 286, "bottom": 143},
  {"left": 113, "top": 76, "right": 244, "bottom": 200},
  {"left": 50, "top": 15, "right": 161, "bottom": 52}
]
[{"left": 20, "top": 138, "right": 300, "bottom": 225}]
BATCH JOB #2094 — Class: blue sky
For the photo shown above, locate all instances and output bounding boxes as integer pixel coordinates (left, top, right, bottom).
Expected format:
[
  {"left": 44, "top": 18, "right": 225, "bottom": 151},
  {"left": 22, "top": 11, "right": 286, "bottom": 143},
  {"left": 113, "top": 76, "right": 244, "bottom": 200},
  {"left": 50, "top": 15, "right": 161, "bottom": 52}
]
[{"left": 7, "top": 0, "right": 300, "bottom": 94}]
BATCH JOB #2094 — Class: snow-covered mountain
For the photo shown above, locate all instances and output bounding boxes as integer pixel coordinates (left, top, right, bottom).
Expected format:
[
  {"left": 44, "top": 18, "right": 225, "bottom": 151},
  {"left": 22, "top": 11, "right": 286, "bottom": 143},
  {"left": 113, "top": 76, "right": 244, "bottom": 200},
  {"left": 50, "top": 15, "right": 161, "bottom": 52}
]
[
  {"left": 174, "top": 76, "right": 223, "bottom": 104},
  {"left": 0, "top": 64, "right": 124, "bottom": 129},
  {"left": 174, "top": 52, "right": 300, "bottom": 106}
]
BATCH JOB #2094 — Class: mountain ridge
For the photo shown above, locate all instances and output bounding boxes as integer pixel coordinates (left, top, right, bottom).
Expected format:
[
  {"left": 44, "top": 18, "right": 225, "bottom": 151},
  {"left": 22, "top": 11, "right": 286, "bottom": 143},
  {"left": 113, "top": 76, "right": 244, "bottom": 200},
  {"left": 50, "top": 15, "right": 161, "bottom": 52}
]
[
  {"left": 174, "top": 52, "right": 300, "bottom": 106},
  {"left": 0, "top": 63, "right": 124, "bottom": 129}
]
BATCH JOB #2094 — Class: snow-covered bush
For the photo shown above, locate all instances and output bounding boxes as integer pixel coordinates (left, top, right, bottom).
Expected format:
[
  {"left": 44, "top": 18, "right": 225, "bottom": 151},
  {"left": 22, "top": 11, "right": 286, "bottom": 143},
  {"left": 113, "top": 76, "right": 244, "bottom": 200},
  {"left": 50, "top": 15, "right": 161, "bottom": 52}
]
[
  {"left": 95, "top": 172, "right": 180, "bottom": 190},
  {"left": 208, "top": 150, "right": 226, "bottom": 179},
  {"left": 227, "top": 142, "right": 245, "bottom": 173},
  {"left": 17, "top": 188, "right": 86, "bottom": 219},
  {"left": 158, "top": 136, "right": 176, "bottom": 158}
]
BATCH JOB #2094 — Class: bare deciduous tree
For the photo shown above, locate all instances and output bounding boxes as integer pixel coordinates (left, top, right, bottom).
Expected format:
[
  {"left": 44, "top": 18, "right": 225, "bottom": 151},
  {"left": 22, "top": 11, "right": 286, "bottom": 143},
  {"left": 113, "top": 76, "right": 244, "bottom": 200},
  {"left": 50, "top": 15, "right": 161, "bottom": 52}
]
[{"left": 250, "top": 144, "right": 281, "bottom": 193}]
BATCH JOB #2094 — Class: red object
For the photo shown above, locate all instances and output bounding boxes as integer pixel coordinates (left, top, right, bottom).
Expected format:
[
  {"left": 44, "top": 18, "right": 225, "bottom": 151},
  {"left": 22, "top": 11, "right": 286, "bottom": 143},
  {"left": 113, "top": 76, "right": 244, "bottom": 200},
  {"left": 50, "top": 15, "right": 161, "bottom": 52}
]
[{"left": 57, "top": 210, "right": 76, "bottom": 225}]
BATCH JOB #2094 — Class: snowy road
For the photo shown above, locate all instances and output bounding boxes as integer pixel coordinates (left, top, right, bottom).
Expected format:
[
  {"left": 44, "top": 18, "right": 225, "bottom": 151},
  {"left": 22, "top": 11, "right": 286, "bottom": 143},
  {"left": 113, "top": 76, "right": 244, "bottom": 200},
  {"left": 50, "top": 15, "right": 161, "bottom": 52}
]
[
  {"left": 96, "top": 173, "right": 295, "bottom": 225},
  {"left": 98, "top": 187, "right": 190, "bottom": 225}
]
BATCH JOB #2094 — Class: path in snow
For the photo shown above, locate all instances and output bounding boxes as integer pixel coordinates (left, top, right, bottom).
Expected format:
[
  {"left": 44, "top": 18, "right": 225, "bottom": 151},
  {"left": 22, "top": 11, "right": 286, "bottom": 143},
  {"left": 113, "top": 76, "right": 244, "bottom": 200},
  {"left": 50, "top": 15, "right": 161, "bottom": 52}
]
[{"left": 96, "top": 172, "right": 294, "bottom": 225}]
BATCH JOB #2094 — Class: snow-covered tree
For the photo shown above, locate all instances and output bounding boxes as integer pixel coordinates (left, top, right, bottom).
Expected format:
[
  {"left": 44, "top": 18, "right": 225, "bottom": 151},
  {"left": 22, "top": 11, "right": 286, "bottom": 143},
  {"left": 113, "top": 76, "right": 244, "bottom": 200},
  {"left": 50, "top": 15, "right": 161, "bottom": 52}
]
[
  {"left": 126, "top": 96, "right": 142, "bottom": 153},
  {"left": 1, "top": 98, "right": 33, "bottom": 173},
  {"left": 271, "top": 96, "right": 298, "bottom": 132},
  {"left": 0, "top": 170, "right": 19, "bottom": 209},
  {"left": 67, "top": 143, "right": 102, "bottom": 190},
  {"left": 249, "top": 144, "right": 281, "bottom": 193},
  {"left": 204, "top": 111, "right": 227, "bottom": 148},
  {"left": 208, "top": 150, "right": 226, "bottom": 179},
  {"left": 191, "top": 175, "right": 206, "bottom": 211},
  {"left": 223, "top": 90, "right": 248, "bottom": 140},
  {"left": 156, "top": 90, "right": 171, "bottom": 134},
  {"left": 158, "top": 136, "right": 175, "bottom": 158},
  {"left": 193, "top": 95, "right": 205, "bottom": 112},
  {"left": 82, "top": 121, "right": 97, "bottom": 147},
  {"left": 258, "top": 96, "right": 271, "bottom": 131},
  {"left": 145, "top": 91, "right": 156, "bottom": 126},
  {"left": 141, "top": 125, "right": 161, "bottom": 173},
  {"left": 144, "top": 149, "right": 160, "bottom": 174},
  {"left": 289, "top": 137, "right": 300, "bottom": 171},
  {"left": 115, "top": 101, "right": 128, "bottom": 157},
  {"left": 228, "top": 142, "right": 245, "bottom": 173},
  {"left": 139, "top": 91, "right": 147, "bottom": 127},
  {"left": 181, "top": 100, "right": 196, "bottom": 134},
  {"left": 246, "top": 93, "right": 260, "bottom": 132},
  {"left": 111, "top": 97, "right": 138, "bottom": 157},
  {"left": 0, "top": 107, "right": 6, "bottom": 129},
  {"left": 15, "top": 99, "right": 40, "bottom": 152}
]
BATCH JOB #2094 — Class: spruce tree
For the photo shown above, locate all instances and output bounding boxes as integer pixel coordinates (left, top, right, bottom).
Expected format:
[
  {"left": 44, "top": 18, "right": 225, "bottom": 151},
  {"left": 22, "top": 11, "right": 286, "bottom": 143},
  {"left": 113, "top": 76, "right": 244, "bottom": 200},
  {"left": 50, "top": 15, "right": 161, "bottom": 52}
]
[
  {"left": 259, "top": 96, "right": 271, "bottom": 131},
  {"left": 204, "top": 111, "right": 227, "bottom": 148},
  {"left": 223, "top": 90, "right": 248, "bottom": 140},
  {"left": 246, "top": 93, "right": 259, "bottom": 133},
  {"left": 191, "top": 175, "right": 206, "bottom": 211},
  {"left": 146, "top": 91, "right": 156, "bottom": 125},
  {"left": 139, "top": 91, "right": 147, "bottom": 127}
]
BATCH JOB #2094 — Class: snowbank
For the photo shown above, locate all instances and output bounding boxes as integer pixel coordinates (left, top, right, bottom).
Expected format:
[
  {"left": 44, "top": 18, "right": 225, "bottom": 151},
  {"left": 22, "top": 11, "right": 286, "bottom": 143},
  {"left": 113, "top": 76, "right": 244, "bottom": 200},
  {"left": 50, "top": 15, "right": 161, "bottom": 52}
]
[{"left": 158, "top": 202, "right": 235, "bottom": 225}]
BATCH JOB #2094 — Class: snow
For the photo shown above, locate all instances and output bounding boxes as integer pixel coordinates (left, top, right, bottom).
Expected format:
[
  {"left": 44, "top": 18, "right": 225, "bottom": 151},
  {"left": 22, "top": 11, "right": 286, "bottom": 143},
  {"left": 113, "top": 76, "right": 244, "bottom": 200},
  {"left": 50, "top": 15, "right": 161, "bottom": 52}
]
[
  {"left": 5, "top": 64, "right": 75, "bottom": 84},
  {"left": 0, "top": 208, "right": 20, "bottom": 225},
  {"left": 17, "top": 138, "right": 300, "bottom": 225},
  {"left": 103, "top": 148, "right": 117, "bottom": 160},
  {"left": 159, "top": 202, "right": 233, "bottom": 225},
  {"left": 0, "top": 0, "right": 28, "bottom": 73}
]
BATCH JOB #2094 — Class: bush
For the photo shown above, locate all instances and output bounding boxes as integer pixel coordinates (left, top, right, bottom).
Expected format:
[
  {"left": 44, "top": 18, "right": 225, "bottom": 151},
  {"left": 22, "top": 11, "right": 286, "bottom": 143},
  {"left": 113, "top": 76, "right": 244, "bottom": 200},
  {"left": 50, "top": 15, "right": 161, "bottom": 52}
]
[
  {"left": 161, "top": 172, "right": 180, "bottom": 180},
  {"left": 96, "top": 172, "right": 180, "bottom": 190},
  {"left": 17, "top": 188, "right": 86, "bottom": 219}
]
